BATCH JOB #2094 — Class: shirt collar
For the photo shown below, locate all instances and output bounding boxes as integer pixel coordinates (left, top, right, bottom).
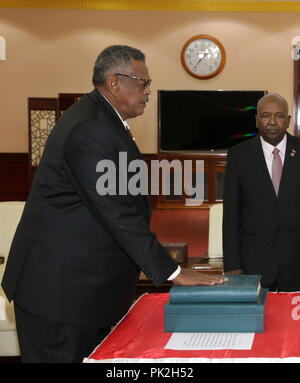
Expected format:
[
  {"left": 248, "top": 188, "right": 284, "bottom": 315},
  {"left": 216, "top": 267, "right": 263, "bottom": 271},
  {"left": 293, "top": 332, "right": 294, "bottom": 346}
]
[
  {"left": 260, "top": 134, "right": 287, "bottom": 157},
  {"left": 96, "top": 89, "right": 128, "bottom": 129}
]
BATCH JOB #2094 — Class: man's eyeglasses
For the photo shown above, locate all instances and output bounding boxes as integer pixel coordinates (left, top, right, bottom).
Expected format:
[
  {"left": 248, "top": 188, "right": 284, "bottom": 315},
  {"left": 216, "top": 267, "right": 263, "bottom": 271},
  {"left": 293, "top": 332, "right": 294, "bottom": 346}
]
[{"left": 114, "top": 73, "right": 152, "bottom": 89}]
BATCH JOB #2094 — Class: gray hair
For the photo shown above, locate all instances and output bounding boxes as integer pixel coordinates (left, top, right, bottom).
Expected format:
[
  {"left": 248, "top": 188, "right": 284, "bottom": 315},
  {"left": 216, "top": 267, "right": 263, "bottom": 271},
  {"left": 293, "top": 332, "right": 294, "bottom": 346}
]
[
  {"left": 257, "top": 93, "right": 289, "bottom": 114},
  {"left": 92, "top": 45, "right": 145, "bottom": 86}
]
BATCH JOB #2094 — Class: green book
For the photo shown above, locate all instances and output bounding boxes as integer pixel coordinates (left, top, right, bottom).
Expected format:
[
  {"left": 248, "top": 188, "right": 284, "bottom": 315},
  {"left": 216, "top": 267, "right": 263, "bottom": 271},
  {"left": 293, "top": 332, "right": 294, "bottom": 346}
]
[
  {"left": 169, "top": 275, "right": 262, "bottom": 303},
  {"left": 164, "top": 288, "right": 268, "bottom": 333}
]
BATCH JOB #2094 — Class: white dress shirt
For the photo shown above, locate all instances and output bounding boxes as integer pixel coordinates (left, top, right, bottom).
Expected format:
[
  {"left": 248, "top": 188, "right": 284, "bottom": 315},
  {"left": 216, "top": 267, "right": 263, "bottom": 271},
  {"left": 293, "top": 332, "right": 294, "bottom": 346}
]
[
  {"left": 260, "top": 134, "right": 286, "bottom": 179},
  {"left": 98, "top": 90, "right": 134, "bottom": 137}
]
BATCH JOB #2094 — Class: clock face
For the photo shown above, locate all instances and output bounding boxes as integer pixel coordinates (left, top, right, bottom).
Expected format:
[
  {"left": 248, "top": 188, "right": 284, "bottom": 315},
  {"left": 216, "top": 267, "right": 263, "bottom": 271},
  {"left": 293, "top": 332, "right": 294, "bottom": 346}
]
[{"left": 181, "top": 35, "right": 226, "bottom": 79}]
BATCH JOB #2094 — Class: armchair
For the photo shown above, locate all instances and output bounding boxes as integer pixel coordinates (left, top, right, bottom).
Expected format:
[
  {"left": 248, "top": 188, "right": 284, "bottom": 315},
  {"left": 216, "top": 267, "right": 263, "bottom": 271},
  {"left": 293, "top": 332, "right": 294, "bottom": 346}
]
[
  {"left": 0, "top": 201, "right": 25, "bottom": 356},
  {"left": 207, "top": 203, "right": 223, "bottom": 260}
]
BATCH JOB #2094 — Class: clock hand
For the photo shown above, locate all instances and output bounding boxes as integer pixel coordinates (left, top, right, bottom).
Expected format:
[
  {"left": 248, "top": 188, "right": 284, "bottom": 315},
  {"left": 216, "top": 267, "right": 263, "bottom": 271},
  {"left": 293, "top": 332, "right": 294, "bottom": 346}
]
[{"left": 193, "top": 53, "right": 208, "bottom": 70}]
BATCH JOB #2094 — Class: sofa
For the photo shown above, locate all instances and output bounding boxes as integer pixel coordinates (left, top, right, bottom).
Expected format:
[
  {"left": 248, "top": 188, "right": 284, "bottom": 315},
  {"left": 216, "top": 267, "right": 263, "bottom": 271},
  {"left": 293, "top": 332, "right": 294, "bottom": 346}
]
[{"left": 0, "top": 201, "right": 25, "bottom": 356}]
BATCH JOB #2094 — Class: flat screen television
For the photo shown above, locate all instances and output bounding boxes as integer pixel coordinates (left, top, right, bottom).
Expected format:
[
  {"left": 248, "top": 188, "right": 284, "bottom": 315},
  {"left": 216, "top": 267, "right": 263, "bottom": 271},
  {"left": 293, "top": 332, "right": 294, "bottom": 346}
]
[{"left": 158, "top": 90, "right": 267, "bottom": 153}]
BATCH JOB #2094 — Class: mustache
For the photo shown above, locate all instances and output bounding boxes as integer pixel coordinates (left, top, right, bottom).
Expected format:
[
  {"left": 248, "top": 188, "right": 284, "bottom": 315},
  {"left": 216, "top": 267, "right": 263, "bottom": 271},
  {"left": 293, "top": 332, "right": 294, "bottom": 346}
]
[{"left": 265, "top": 124, "right": 279, "bottom": 129}]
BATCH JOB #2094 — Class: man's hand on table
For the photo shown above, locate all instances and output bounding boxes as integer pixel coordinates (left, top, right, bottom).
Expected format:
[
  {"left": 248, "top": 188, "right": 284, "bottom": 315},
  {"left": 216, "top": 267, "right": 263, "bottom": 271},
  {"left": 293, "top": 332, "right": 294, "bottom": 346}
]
[{"left": 172, "top": 269, "right": 228, "bottom": 286}]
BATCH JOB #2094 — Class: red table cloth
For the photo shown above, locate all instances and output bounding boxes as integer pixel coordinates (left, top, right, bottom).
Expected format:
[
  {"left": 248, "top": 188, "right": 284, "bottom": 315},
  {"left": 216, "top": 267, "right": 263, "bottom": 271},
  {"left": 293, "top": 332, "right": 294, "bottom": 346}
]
[{"left": 85, "top": 292, "right": 300, "bottom": 363}]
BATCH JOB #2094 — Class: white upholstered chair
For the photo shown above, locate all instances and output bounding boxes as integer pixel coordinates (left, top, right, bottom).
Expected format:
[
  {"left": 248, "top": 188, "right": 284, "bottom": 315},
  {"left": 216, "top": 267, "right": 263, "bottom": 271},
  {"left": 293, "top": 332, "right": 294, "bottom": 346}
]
[
  {"left": 0, "top": 201, "right": 25, "bottom": 356},
  {"left": 207, "top": 203, "right": 223, "bottom": 260}
]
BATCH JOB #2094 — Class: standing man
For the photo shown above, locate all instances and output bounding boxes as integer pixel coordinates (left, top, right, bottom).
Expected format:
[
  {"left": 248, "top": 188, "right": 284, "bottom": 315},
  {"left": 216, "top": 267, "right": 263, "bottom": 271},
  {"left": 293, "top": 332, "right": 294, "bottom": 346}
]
[
  {"left": 2, "top": 45, "right": 226, "bottom": 363},
  {"left": 223, "top": 92, "right": 300, "bottom": 291}
]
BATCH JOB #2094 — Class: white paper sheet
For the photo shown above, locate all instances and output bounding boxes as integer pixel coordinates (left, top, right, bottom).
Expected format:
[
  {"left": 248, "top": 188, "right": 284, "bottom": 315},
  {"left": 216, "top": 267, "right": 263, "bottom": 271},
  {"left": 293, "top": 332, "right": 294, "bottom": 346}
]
[{"left": 165, "top": 332, "right": 255, "bottom": 350}]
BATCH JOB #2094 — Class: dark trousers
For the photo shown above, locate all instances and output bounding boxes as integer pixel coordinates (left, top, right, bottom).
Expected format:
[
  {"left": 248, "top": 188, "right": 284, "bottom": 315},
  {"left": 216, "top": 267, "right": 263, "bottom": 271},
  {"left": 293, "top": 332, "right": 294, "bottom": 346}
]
[
  {"left": 263, "top": 275, "right": 300, "bottom": 292},
  {"left": 14, "top": 304, "right": 110, "bottom": 363}
]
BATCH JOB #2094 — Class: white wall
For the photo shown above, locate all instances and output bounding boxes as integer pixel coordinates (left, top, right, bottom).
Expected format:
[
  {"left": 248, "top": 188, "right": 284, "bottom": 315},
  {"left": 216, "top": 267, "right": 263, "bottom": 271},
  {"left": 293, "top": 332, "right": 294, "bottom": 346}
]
[{"left": 0, "top": 8, "right": 299, "bottom": 152}]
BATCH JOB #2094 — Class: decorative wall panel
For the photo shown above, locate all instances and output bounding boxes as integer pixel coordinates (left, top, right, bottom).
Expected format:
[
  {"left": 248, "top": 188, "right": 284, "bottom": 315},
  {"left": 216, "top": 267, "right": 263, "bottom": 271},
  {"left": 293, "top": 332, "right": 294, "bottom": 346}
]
[
  {"left": 28, "top": 97, "right": 58, "bottom": 181},
  {"left": 30, "top": 109, "right": 56, "bottom": 167}
]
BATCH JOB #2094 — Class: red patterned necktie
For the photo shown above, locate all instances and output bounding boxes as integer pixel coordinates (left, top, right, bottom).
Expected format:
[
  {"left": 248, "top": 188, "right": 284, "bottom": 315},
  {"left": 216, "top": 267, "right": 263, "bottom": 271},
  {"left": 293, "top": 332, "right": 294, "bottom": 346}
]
[{"left": 272, "top": 147, "right": 282, "bottom": 195}]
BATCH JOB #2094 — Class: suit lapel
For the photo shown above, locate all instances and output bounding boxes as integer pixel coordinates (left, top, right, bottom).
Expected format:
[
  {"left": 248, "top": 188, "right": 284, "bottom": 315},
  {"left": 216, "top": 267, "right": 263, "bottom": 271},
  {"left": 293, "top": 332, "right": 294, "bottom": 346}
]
[
  {"left": 249, "top": 136, "right": 278, "bottom": 201},
  {"left": 121, "top": 126, "right": 152, "bottom": 219},
  {"left": 91, "top": 89, "right": 151, "bottom": 217},
  {"left": 91, "top": 89, "right": 143, "bottom": 160},
  {"left": 123, "top": 126, "right": 144, "bottom": 160},
  {"left": 249, "top": 133, "right": 299, "bottom": 202},
  {"left": 277, "top": 133, "right": 299, "bottom": 201}
]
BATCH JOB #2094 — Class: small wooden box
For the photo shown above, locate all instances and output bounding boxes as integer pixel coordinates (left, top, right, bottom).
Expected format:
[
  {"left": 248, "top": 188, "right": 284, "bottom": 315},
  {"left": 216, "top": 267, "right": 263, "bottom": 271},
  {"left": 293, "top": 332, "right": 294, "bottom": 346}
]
[{"left": 162, "top": 242, "right": 188, "bottom": 267}]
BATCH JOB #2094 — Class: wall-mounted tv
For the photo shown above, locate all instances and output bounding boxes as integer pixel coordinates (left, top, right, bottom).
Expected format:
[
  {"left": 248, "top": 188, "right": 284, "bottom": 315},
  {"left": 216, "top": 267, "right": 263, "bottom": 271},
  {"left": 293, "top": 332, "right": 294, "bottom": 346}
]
[{"left": 158, "top": 90, "right": 267, "bottom": 153}]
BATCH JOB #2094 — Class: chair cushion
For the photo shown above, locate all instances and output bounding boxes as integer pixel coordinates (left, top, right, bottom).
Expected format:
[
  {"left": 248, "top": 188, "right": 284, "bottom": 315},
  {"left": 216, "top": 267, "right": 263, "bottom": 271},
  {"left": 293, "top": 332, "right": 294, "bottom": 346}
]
[
  {"left": 0, "top": 202, "right": 24, "bottom": 339},
  {"left": 208, "top": 203, "right": 223, "bottom": 259},
  {"left": 0, "top": 201, "right": 25, "bottom": 277}
]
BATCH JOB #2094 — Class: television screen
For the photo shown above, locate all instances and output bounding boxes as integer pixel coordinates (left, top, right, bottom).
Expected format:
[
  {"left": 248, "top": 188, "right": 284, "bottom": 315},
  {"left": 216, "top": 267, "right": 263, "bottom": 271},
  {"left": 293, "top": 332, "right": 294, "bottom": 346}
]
[{"left": 158, "top": 90, "right": 267, "bottom": 152}]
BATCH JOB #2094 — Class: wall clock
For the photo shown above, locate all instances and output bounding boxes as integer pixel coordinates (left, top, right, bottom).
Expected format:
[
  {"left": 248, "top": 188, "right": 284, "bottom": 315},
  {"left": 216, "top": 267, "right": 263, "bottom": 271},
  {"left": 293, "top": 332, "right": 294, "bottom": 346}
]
[{"left": 181, "top": 35, "right": 226, "bottom": 79}]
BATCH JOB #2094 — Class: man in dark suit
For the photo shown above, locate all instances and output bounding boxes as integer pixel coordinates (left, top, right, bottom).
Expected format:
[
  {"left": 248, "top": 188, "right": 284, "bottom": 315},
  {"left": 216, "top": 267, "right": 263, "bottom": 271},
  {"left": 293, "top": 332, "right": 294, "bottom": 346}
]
[
  {"left": 2, "top": 45, "right": 226, "bottom": 363},
  {"left": 223, "top": 92, "right": 300, "bottom": 291}
]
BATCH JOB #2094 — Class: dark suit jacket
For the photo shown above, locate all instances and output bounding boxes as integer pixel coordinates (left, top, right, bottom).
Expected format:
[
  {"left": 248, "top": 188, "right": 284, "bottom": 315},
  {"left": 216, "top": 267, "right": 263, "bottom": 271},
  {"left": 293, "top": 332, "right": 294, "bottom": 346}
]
[
  {"left": 1, "top": 89, "right": 177, "bottom": 327},
  {"left": 222, "top": 133, "right": 300, "bottom": 289}
]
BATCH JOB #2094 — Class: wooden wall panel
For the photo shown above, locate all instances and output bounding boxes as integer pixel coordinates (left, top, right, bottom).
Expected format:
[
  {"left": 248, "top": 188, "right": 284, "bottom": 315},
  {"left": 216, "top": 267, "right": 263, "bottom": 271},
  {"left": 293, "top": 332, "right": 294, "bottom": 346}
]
[
  {"left": 0, "top": 152, "right": 227, "bottom": 206},
  {"left": 0, "top": 153, "right": 159, "bottom": 204},
  {"left": 0, "top": 153, "right": 29, "bottom": 201}
]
